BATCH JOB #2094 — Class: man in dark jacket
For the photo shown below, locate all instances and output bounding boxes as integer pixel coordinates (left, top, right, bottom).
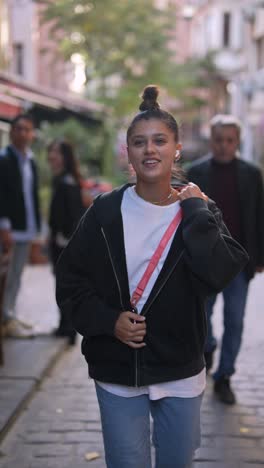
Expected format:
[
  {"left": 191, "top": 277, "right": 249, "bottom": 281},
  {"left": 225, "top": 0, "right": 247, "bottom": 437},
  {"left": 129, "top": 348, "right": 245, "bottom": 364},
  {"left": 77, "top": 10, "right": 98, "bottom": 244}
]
[
  {"left": 0, "top": 114, "right": 41, "bottom": 338},
  {"left": 188, "top": 114, "right": 264, "bottom": 405}
]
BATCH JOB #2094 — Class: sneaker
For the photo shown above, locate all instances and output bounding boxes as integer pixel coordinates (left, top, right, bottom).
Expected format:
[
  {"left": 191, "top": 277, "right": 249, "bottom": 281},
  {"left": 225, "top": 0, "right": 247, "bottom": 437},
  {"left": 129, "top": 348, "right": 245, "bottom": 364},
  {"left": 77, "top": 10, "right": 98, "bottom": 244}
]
[
  {"left": 214, "top": 376, "right": 236, "bottom": 405},
  {"left": 2, "top": 319, "right": 35, "bottom": 339},
  {"left": 16, "top": 318, "right": 34, "bottom": 330}
]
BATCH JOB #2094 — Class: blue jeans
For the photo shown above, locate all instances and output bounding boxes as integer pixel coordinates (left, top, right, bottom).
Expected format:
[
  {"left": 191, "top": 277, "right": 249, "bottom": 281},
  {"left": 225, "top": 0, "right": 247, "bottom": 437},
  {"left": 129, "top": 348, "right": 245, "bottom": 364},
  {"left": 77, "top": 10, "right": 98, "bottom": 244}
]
[
  {"left": 95, "top": 383, "right": 203, "bottom": 468},
  {"left": 205, "top": 271, "right": 249, "bottom": 380}
]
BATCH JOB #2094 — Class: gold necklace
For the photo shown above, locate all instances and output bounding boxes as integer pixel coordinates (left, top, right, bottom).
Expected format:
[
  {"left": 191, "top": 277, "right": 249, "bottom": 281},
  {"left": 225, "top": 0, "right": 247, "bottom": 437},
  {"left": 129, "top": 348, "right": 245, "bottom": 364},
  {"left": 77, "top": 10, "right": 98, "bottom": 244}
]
[{"left": 135, "top": 187, "right": 174, "bottom": 205}]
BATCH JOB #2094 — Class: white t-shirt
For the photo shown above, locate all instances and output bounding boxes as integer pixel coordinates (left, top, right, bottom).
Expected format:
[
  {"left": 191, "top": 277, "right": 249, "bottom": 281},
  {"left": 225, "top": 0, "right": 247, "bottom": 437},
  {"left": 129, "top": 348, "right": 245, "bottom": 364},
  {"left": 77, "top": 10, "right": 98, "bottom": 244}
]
[{"left": 97, "top": 186, "right": 205, "bottom": 399}]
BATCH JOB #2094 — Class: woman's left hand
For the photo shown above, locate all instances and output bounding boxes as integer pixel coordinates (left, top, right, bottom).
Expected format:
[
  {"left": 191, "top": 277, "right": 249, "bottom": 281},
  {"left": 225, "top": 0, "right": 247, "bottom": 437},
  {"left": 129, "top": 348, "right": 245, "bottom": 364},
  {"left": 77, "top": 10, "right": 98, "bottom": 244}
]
[{"left": 178, "top": 183, "right": 208, "bottom": 202}]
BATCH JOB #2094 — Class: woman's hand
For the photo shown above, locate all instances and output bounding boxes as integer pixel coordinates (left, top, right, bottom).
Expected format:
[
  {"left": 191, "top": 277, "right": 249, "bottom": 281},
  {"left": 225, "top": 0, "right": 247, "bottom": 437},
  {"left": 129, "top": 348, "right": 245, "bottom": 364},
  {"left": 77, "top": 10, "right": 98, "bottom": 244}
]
[
  {"left": 114, "top": 311, "right": 146, "bottom": 349},
  {"left": 178, "top": 183, "right": 208, "bottom": 202}
]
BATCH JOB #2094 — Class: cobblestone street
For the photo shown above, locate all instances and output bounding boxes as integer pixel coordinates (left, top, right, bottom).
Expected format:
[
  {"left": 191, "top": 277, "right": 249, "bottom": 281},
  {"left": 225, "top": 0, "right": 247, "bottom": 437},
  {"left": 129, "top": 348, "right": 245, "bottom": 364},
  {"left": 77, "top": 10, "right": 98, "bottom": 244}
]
[{"left": 0, "top": 265, "right": 264, "bottom": 467}]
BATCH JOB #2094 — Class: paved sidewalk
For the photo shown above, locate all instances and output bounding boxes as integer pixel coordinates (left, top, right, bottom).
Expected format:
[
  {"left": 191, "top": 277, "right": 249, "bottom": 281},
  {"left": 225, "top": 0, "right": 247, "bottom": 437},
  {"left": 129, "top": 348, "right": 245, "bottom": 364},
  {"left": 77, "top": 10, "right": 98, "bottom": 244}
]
[
  {"left": 0, "top": 266, "right": 264, "bottom": 467},
  {"left": 0, "top": 265, "right": 68, "bottom": 439}
]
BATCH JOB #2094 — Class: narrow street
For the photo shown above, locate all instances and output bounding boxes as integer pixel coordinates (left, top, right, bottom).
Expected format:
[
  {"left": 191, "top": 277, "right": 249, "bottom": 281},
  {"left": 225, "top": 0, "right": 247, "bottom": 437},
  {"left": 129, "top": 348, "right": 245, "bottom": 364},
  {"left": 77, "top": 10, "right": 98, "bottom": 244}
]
[
  {"left": 1, "top": 0, "right": 264, "bottom": 466},
  {"left": 0, "top": 265, "right": 264, "bottom": 467}
]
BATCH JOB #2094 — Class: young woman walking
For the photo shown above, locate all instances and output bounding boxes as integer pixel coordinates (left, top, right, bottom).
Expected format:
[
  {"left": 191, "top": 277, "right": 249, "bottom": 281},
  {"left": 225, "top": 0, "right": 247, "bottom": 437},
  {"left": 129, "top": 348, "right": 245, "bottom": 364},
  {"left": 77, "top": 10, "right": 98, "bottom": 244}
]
[{"left": 56, "top": 86, "right": 248, "bottom": 467}]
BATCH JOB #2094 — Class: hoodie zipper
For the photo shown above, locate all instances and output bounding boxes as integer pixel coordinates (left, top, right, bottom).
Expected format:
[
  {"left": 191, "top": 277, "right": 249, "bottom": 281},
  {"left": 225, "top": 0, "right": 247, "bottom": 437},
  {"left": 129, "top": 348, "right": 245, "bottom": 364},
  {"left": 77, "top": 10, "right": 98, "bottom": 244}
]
[
  {"left": 135, "top": 250, "right": 184, "bottom": 386},
  {"left": 102, "top": 228, "right": 139, "bottom": 386},
  {"left": 102, "top": 228, "right": 185, "bottom": 387},
  {"left": 101, "top": 228, "right": 125, "bottom": 312}
]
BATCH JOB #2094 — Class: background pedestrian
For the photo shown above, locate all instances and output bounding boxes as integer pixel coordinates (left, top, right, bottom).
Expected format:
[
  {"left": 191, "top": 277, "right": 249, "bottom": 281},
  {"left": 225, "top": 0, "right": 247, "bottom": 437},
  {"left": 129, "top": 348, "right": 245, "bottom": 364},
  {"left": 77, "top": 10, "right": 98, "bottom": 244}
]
[
  {"left": 188, "top": 114, "right": 264, "bottom": 404},
  {"left": 47, "top": 138, "right": 86, "bottom": 344},
  {"left": 0, "top": 114, "right": 41, "bottom": 338}
]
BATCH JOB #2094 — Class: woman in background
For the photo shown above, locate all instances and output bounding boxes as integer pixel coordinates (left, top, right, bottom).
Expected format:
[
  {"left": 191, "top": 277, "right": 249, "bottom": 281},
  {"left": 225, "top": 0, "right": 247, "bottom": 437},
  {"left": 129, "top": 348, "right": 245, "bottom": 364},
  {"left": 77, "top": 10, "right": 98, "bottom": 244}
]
[{"left": 47, "top": 139, "right": 85, "bottom": 344}]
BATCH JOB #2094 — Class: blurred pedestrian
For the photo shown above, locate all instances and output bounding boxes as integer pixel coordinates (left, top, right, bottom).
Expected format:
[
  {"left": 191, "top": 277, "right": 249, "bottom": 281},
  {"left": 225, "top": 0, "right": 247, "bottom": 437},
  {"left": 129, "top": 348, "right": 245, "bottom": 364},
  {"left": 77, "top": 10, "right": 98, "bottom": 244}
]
[
  {"left": 188, "top": 114, "right": 264, "bottom": 405},
  {"left": 47, "top": 139, "right": 85, "bottom": 344},
  {"left": 56, "top": 86, "right": 247, "bottom": 468},
  {"left": 0, "top": 114, "right": 41, "bottom": 338}
]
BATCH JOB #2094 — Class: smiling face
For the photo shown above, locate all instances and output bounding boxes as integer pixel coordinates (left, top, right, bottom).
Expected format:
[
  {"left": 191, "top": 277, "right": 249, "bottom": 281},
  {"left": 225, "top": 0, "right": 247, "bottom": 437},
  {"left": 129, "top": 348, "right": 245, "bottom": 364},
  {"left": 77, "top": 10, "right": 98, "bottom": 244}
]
[{"left": 127, "top": 119, "right": 180, "bottom": 185}]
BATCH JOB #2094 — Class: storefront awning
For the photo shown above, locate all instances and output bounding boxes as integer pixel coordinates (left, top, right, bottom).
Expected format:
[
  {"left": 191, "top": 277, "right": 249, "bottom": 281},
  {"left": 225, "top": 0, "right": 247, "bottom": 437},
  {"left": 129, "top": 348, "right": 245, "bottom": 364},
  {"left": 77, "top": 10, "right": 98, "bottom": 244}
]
[
  {"left": 0, "top": 84, "right": 61, "bottom": 110},
  {"left": 0, "top": 92, "right": 22, "bottom": 119},
  {"left": 0, "top": 71, "right": 105, "bottom": 122}
]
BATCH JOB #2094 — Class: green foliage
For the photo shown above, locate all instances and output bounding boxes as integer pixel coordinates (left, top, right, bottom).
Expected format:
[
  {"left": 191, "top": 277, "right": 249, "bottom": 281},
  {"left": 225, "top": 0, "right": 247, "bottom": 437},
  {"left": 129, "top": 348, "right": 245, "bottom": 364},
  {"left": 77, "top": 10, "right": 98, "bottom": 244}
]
[
  {"left": 36, "top": 1, "right": 219, "bottom": 117},
  {"left": 35, "top": 118, "right": 112, "bottom": 177},
  {"left": 39, "top": 185, "right": 51, "bottom": 221},
  {"left": 33, "top": 117, "right": 116, "bottom": 217},
  {"left": 35, "top": 0, "right": 181, "bottom": 115}
]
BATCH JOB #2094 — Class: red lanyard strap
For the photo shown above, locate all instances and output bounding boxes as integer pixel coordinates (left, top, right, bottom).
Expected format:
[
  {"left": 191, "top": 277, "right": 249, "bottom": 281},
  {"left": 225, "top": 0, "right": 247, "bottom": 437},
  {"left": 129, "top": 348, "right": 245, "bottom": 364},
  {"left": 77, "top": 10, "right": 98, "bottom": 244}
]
[{"left": 131, "top": 208, "right": 183, "bottom": 309}]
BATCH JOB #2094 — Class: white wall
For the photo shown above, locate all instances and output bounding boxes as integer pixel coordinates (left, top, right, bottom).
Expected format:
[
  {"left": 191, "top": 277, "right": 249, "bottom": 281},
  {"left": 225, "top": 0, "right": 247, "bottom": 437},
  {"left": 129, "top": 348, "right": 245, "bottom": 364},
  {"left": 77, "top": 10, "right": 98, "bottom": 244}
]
[
  {"left": 9, "top": 0, "right": 37, "bottom": 82},
  {"left": 190, "top": 1, "right": 245, "bottom": 58},
  {"left": 0, "top": 0, "right": 10, "bottom": 65}
]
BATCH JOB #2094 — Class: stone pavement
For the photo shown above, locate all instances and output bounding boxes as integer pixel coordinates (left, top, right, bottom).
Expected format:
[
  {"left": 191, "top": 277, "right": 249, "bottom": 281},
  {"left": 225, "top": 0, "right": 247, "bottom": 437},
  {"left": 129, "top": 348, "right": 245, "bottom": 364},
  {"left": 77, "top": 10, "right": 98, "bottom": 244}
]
[
  {"left": 0, "top": 265, "right": 68, "bottom": 440},
  {"left": 0, "top": 265, "right": 264, "bottom": 467}
]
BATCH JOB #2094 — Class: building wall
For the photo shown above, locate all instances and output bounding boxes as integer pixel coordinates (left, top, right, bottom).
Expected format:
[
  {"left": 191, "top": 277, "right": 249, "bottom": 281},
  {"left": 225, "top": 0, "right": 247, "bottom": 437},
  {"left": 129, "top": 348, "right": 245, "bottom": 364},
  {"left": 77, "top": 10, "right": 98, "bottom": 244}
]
[
  {"left": 7, "top": 0, "right": 72, "bottom": 91},
  {"left": 244, "top": 7, "right": 264, "bottom": 164},
  {"left": 181, "top": 0, "right": 264, "bottom": 163},
  {"left": 9, "top": 0, "right": 37, "bottom": 82},
  {"left": 36, "top": 4, "right": 73, "bottom": 91},
  {"left": 0, "top": 0, "right": 11, "bottom": 69},
  {"left": 168, "top": 0, "right": 193, "bottom": 62},
  {"left": 190, "top": 1, "right": 246, "bottom": 69}
]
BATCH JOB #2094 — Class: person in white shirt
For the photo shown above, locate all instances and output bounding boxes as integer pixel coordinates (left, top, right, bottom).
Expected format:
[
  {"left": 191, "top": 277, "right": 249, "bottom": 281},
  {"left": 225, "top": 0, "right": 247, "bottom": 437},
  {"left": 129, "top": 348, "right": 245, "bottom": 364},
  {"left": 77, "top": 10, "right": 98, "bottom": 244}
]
[
  {"left": 0, "top": 114, "right": 40, "bottom": 338},
  {"left": 56, "top": 85, "right": 248, "bottom": 468}
]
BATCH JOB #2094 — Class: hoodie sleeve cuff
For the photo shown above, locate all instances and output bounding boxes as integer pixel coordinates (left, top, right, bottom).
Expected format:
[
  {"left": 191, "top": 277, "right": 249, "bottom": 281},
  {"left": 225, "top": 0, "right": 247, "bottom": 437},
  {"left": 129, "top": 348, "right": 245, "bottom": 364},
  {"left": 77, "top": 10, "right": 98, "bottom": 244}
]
[{"left": 180, "top": 197, "right": 208, "bottom": 219}]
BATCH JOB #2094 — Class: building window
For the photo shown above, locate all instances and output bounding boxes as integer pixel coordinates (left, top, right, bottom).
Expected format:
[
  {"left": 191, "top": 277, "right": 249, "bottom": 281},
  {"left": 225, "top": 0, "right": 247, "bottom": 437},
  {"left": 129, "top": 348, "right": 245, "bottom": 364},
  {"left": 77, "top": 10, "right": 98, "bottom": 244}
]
[
  {"left": 256, "top": 36, "right": 264, "bottom": 70},
  {"left": 223, "top": 12, "right": 231, "bottom": 47},
  {"left": 13, "top": 43, "right": 24, "bottom": 76}
]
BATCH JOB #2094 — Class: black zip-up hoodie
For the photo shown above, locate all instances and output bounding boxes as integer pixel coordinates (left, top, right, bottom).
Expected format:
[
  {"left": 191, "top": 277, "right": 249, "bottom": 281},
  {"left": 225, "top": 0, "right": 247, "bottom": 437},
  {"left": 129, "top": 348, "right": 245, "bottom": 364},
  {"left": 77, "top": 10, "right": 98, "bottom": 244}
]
[{"left": 56, "top": 184, "right": 248, "bottom": 387}]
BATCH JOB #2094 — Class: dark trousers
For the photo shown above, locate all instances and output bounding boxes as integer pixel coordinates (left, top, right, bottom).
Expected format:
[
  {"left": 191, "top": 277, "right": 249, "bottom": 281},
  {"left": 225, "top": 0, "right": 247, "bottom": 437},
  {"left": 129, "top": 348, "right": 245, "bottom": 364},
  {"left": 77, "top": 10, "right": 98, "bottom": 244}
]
[
  {"left": 50, "top": 240, "right": 76, "bottom": 343},
  {"left": 205, "top": 271, "right": 249, "bottom": 379}
]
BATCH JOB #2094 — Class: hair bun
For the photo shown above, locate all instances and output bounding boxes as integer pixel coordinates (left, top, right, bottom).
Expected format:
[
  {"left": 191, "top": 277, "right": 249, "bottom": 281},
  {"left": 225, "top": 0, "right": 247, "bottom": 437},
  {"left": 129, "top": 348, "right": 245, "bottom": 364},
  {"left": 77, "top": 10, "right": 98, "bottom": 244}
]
[{"left": 139, "top": 85, "right": 160, "bottom": 111}]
